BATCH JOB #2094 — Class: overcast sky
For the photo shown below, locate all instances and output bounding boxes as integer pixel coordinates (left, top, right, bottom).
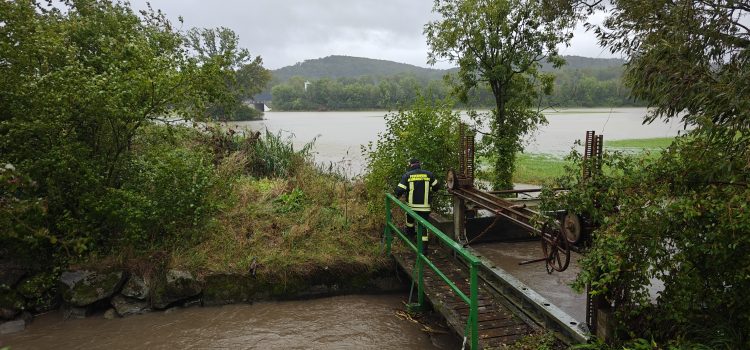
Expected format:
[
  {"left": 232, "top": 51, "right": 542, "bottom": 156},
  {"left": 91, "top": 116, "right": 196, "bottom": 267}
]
[{"left": 128, "top": 1, "right": 617, "bottom": 70}]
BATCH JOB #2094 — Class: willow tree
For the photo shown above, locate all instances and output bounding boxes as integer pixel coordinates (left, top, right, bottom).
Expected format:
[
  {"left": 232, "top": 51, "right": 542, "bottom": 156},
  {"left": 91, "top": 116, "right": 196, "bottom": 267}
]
[{"left": 425, "top": 0, "right": 578, "bottom": 189}]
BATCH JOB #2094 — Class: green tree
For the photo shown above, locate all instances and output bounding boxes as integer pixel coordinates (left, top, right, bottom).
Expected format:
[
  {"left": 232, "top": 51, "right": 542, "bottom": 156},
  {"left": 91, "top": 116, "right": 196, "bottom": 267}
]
[
  {"left": 541, "top": 0, "right": 750, "bottom": 346},
  {"left": 363, "top": 97, "right": 461, "bottom": 212},
  {"left": 0, "top": 0, "right": 238, "bottom": 256},
  {"left": 185, "top": 27, "right": 271, "bottom": 120},
  {"left": 425, "top": 0, "right": 578, "bottom": 189}
]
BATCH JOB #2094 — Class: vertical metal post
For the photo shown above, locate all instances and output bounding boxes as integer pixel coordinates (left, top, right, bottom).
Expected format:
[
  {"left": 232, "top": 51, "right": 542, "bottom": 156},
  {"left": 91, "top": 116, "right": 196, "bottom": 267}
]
[
  {"left": 453, "top": 196, "right": 465, "bottom": 243},
  {"left": 469, "top": 262, "right": 479, "bottom": 350},
  {"left": 416, "top": 222, "right": 425, "bottom": 308},
  {"left": 384, "top": 197, "right": 392, "bottom": 255}
]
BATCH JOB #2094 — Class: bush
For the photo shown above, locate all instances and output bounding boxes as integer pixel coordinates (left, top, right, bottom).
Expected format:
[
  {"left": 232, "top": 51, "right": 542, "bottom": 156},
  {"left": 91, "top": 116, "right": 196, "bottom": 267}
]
[
  {"left": 198, "top": 124, "right": 314, "bottom": 179},
  {"left": 248, "top": 129, "right": 315, "bottom": 178},
  {"left": 540, "top": 135, "right": 750, "bottom": 348},
  {"left": 99, "top": 145, "right": 218, "bottom": 250},
  {"left": 362, "top": 96, "right": 460, "bottom": 212}
]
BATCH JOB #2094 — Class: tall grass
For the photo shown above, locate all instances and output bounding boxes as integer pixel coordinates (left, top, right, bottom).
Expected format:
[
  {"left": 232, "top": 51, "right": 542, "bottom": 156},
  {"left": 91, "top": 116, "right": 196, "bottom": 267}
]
[
  {"left": 513, "top": 153, "right": 568, "bottom": 185},
  {"left": 173, "top": 163, "right": 388, "bottom": 280},
  {"left": 249, "top": 129, "right": 316, "bottom": 178},
  {"left": 166, "top": 127, "right": 387, "bottom": 282}
]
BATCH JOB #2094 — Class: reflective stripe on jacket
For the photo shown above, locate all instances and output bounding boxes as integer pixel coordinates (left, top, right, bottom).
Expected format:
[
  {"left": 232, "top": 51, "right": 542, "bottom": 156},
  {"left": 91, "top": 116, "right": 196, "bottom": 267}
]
[{"left": 394, "top": 167, "right": 439, "bottom": 212}]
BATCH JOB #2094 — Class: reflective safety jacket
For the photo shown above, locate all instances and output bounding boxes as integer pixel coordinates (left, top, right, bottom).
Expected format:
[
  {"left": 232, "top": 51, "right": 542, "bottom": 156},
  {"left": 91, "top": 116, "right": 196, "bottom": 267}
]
[{"left": 395, "top": 166, "right": 439, "bottom": 212}]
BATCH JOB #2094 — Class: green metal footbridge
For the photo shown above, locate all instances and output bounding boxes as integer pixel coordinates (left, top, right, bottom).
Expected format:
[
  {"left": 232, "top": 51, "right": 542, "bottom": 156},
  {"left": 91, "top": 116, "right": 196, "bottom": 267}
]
[{"left": 384, "top": 193, "right": 589, "bottom": 349}]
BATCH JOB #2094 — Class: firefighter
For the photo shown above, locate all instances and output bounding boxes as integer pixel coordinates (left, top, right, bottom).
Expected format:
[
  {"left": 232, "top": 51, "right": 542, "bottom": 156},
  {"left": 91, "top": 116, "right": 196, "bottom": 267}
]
[{"left": 395, "top": 158, "right": 439, "bottom": 255}]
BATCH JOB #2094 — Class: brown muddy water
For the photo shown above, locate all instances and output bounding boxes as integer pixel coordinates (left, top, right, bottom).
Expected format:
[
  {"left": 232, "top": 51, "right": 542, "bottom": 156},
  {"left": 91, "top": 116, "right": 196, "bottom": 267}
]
[
  {"left": 238, "top": 107, "right": 686, "bottom": 176},
  {"left": 1, "top": 294, "right": 460, "bottom": 350}
]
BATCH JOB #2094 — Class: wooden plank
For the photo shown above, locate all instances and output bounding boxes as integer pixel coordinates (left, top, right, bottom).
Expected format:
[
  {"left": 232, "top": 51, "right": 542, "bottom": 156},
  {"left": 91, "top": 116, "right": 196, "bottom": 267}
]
[
  {"left": 393, "top": 248, "right": 533, "bottom": 349},
  {"left": 480, "top": 320, "right": 529, "bottom": 332},
  {"left": 480, "top": 324, "right": 531, "bottom": 339}
]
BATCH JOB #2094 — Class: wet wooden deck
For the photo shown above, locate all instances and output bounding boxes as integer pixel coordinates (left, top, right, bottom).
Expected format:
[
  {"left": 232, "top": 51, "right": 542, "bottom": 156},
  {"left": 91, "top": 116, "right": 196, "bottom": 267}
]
[{"left": 394, "top": 247, "right": 535, "bottom": 349}]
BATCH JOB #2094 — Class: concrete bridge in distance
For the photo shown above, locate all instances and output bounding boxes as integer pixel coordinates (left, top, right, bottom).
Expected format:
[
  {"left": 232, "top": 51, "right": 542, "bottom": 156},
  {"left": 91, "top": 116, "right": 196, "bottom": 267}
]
[{"left": 244, "top": 100, "right": 271, "bottom": 112}]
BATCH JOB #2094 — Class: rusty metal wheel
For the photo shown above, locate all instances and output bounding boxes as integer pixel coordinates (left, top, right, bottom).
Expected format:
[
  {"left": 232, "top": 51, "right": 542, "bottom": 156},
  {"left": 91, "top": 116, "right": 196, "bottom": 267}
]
[
  {"left": 562, "top": 212, "right": 582, "bottom": 244},
  {"left": 541, "top": 222, "right": 570, "bottom": 273}
]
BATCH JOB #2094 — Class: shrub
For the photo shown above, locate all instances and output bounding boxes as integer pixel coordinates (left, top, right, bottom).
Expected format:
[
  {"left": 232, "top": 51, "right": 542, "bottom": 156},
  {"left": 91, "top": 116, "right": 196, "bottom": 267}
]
[
  {"left": 362, "top": 96, "right": 460, "bottom": 212},
  {"left": 540, "top": 135, "right": 750, "bottom": 348},
  {"left": 98, "top": 139, "right": 219, "bottom": 250}
]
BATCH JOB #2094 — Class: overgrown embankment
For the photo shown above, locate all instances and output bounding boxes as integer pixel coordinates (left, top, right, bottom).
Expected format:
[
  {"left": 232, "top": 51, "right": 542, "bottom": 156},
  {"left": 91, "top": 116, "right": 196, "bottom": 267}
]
[
  {"left": 0, "top": 1, "right": 394, "bottom": 330},
  {"left": 1, "top": 123, "right": 394, "bottom": 328}
]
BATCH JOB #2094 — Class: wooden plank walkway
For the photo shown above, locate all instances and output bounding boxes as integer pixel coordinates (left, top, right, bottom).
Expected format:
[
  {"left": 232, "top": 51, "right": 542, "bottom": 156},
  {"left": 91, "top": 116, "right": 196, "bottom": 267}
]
[{"left": 394, "top": 247, "right": 534, "bottom": 349}]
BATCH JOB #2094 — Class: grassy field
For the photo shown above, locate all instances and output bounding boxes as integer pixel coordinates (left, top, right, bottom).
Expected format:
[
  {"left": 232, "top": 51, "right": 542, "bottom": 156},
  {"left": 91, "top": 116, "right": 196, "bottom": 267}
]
[
  {"left": 513, "top": 153, "right": 569, "bottom": 185},
  {"left": 510, "top": 137, "right": 675, "bottom": 185},
  {"left": 605, "top": 137, "right": 675, "bottom": 150}
]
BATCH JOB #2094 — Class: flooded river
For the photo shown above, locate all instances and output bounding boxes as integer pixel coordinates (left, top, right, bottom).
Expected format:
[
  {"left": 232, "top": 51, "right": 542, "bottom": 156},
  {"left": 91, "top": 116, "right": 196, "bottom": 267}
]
[
  {"left": 236, "top": 107, "right": 687, "bottom": 175},
  {"left": 1, "top": 294, "right": 459, "bottom": 349}
]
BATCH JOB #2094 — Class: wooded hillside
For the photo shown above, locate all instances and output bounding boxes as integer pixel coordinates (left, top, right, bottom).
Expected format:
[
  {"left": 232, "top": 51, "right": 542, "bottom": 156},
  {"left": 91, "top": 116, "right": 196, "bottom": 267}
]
[{"left": 266, "top": 55, "right": 640, "bottom": 110}]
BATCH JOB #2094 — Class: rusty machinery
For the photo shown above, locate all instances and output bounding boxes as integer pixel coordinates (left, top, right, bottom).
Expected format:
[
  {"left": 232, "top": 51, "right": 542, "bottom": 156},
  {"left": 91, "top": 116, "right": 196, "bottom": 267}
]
[{"left": 446, "top": 125, "right": 604, "bottom": 273}]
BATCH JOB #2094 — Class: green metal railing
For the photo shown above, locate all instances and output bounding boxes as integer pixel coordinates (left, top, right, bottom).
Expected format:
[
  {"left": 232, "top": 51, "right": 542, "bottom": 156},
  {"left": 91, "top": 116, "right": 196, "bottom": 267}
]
[{"left": 384, "top": 193, "right": 480, "bottom": 350}]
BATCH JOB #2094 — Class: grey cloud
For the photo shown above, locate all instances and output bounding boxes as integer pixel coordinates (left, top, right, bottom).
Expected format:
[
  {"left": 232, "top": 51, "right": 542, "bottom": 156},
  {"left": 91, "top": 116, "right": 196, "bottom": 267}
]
[{"left": 128, "top": 1, "right": 614, "bottom": 69}]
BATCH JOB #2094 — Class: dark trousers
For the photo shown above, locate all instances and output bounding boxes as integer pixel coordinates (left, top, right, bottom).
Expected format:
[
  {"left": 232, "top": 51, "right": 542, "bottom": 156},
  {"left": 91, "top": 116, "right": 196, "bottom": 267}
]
[{"left": 405, "top": 211, "right": 431, "bottom": 254}]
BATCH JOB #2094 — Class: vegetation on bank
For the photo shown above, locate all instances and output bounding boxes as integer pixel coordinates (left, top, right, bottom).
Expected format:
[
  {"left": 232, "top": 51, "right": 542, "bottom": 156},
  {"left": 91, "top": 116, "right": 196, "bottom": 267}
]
[
  {"left": 604, "top": 137, "right": 675, "bottom": 151},
  {"left": 473, "top": 137, "right": 676, "bottom": 186},
  {"left": 513, "top": 154, "right": 569, "bottom": 185},
  {"left": 537, "top": 0, "right": 750, "bottom": 348},
  {"left": 0, "top": 0, "right": 386, "bottom": 319},
  {"left": 173, "top": 151, "right": 387, "bottom": 279}
]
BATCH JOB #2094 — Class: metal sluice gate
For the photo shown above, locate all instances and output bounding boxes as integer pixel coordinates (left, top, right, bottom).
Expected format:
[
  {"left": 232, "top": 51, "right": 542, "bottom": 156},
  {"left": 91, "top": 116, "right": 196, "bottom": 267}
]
[{"left": 446, "top": 125, "right": 604, "bottom": 273}]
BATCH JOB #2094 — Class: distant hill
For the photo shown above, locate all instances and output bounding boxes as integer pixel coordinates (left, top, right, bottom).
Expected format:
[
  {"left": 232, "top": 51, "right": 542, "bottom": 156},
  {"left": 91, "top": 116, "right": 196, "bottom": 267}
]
[
  {"left": 262, "top": 55, "right": 638, "bottom": 110},
  {"left": 542, "top": 55, "right": 625, "bottom": 70},
  {"left": 269, "top": 55, "right": 625, "bottom": 82},
  {"left": 271, "top": 55, "right": 446, "bottom": 82}
]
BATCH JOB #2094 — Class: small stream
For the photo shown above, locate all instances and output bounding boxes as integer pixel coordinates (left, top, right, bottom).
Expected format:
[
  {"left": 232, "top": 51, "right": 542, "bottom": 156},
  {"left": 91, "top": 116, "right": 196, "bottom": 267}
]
[{"left": 1, "top": 294, "right": 460, "bottom": 349}]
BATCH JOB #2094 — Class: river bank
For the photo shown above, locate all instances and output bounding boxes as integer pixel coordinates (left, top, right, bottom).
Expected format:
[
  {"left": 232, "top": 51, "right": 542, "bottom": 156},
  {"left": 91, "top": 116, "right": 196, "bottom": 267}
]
[{"left": 0, "top": 124, "right": 395, "bottom": 337}]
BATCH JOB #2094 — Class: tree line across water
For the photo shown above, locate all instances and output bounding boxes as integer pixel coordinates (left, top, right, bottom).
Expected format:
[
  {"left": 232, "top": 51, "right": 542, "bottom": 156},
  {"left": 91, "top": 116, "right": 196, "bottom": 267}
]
[{"left": 267, "top": 55, "right": 641, "bottom": 111}]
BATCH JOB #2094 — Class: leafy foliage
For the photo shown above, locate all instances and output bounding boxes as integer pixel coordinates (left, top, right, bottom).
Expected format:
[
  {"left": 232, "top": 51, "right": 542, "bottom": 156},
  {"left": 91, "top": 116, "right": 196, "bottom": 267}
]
[
  {"left": 425, "top": 0, "right": 579, "bottom": 189},
  {"left": 185, "top": 27, "right": 271, "bottom": 121},
  {"left": 0, "top": 0, "right": 267, "bottom": 260},
  {"left": 539, "top": 0, "right": 750, "bottom": 347},
  {"left": 274, "top": 188, "right": 307, "bottom": 213},
  {"left": 101, "top": 143, "right": 218, "bottom": 249},
  {"left": 362, "top": 96, "right": 461, "bottom": 212},
  {"left": 0, "top": 164, "right": 48, "bottom": 247},
  {"left": 542, "top": 136, "right": 750, "bottom": 346}
]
